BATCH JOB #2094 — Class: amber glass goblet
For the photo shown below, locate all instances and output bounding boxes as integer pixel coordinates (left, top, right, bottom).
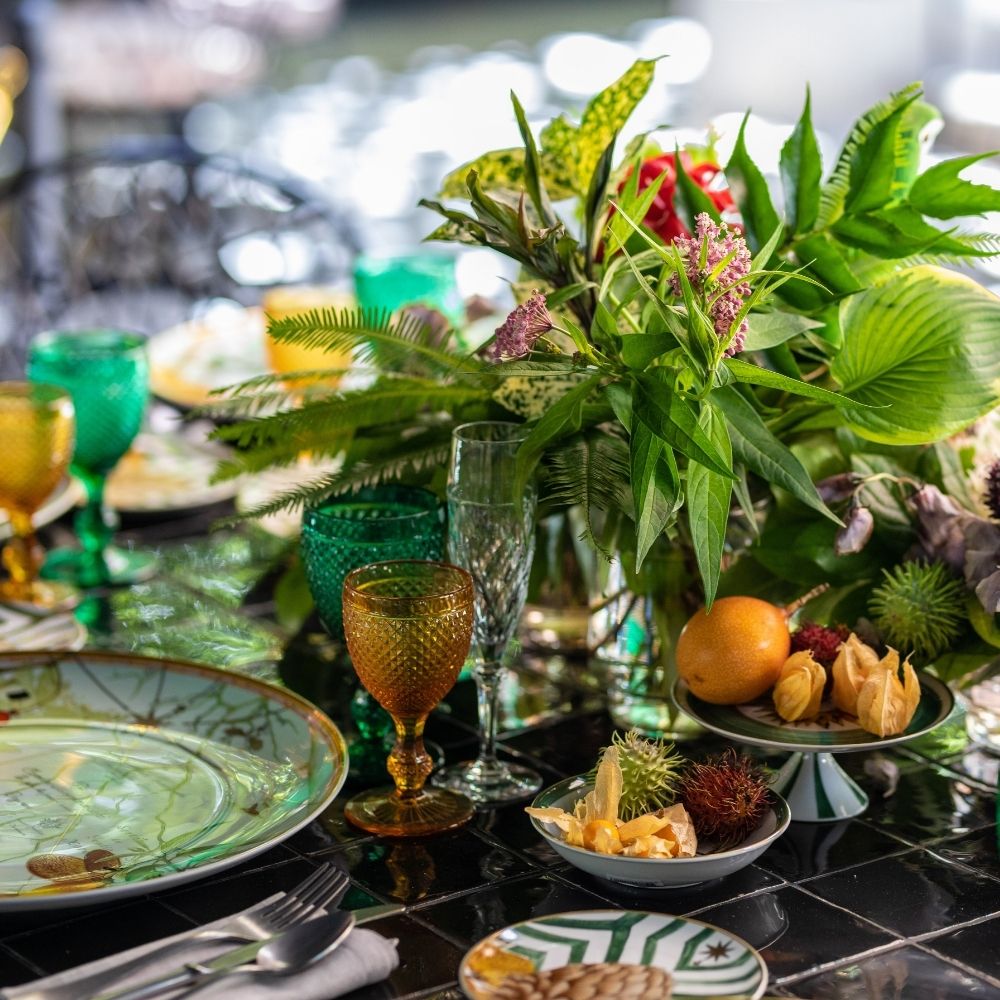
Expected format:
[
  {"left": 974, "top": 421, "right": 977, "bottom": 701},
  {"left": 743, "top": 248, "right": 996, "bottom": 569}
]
[
  {"left": 0, "top": 382, "right": 76, "bottom": 609},
  {"left": 342, "top": 560, "right": 475, "bottom": 836}
]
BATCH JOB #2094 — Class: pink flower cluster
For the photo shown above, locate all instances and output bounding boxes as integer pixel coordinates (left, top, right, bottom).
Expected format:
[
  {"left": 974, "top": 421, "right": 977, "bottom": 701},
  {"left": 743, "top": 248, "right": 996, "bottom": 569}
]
[
  {"left": 671, "top": 213, "right": 752, "bottom": 357},
  {"left": 492, "top": 290, "right": 553, "bottom": 360}
]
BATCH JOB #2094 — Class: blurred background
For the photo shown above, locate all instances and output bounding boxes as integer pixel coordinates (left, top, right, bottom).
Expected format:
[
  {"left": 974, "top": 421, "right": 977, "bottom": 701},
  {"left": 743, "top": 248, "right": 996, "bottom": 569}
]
[{"left": 1, "top": 0, "right": 999, "bottom": 371}]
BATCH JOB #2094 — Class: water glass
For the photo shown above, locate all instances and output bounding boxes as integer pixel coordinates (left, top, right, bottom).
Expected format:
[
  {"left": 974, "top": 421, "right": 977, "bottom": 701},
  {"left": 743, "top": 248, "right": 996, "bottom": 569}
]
[{"left": 433, "top": 421, "right": 542, "bottom": 804}]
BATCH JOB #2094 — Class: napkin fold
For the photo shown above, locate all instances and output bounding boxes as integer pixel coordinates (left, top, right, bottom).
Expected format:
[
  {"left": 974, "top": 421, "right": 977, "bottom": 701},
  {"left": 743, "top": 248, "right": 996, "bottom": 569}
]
[{"left": 3, "top": 897, "right": 399, "bottom": 1000}]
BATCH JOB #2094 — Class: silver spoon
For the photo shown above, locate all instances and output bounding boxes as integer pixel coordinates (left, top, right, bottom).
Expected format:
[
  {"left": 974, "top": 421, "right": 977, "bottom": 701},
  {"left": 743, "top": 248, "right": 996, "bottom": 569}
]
[{"left": 93, "top": 910, "right": 357, "bottom": 1000}]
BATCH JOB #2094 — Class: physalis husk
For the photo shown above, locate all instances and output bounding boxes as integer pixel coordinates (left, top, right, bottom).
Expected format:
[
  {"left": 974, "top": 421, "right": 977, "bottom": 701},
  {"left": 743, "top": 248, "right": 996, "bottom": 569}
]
[
  {"left": 773, "top": 651, "right": 826, "bottom": 721},
  {"left": 525, "top": 747, "right": 697, "bottom": 859},
  {"left": 831, "top": 633, "right": 881, "bottom": 715},
  {"left": 856, "top": 648, "right": 921, "bottom": 737}
]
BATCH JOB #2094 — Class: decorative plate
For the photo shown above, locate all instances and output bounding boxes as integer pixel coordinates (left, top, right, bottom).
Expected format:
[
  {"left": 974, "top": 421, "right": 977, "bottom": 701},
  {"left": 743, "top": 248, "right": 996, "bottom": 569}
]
[
  {"left": 105, "top": 432, "right": 240, "bottom": 514},
  {"left": 673, "top": 673, "right": 954, "bottom": 752},
  {"left": 0, "top": 651, "right": 347, "bottom": 910},
  {"left": 0, "top": 477, "right": 82, "bottom": 541},
  {"left": 0, "top": 605, "right": 86, "bottom": 653},
  {"left": 147, "top": 307, "right": 269, "bottom": 410},
  {"left": 529, "top": 777, "right": 790, "bottom": 888},
  {"left": 459, "top": 910, "right": 767, "bottom": 999}
]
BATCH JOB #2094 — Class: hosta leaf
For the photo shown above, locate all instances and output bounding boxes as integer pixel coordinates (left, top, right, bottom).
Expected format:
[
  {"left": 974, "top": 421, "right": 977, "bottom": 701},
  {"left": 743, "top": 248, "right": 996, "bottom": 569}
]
[
  {"left": 439, "top": 149, "right": 526, "bottom": 198},
  {"left": 687, "top": 404, "right": 733, "bottom": 609},
  {"left": 714, "top": 386, "right": 837, "bottom": 521},
  {"left": 832, "top": 264, "right": 1000, "bottom": 444},
  {"left": 727, "top": 113, "right": 782, "bottom": 252},
  {"left": 909, "top": 151, "right": 1000, "bottom": 219},
  {"left": 574, "top": 59, "right": 656, "bottom": 194},
  {"left": 779, "top": 87, "right": 822, "bottom": 234}
]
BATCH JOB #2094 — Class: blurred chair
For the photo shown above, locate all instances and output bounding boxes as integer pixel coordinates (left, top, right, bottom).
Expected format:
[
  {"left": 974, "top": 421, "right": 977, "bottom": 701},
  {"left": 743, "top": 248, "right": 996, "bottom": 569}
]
[{"left": 0, "top": 139, "right": 360, "bottom": 377}]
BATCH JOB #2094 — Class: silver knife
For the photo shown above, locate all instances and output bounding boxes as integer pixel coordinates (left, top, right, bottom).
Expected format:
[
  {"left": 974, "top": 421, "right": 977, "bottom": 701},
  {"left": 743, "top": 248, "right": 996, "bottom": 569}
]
[{"left": 87, "top": 904, "right": 401, "bottom": 1000}]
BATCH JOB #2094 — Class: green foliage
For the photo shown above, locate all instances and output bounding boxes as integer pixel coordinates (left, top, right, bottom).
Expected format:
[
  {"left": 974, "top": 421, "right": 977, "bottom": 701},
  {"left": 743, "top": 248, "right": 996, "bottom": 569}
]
[{"left": 220, "top": 59, "right": 1000, "bottom": 621}]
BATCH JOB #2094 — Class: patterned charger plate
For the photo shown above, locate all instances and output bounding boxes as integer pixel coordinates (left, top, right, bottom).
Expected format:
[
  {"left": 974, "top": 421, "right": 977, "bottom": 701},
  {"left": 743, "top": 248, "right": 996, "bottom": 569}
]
[
  {"left": 0, "top": 651, "right": 347, "bottom": 910},
  {"left": 459, "top": 910, "right": 767, "bottom": 999},
  {"left": 673, "top": 673, "right": 954, "bottom": 752}
]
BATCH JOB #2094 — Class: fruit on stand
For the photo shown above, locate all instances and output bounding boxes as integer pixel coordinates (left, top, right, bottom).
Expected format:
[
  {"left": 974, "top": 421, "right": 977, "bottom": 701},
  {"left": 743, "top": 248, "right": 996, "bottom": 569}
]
[
  {"left": 773, "top": 650, "right": 826, "bottom": 721},
  {"left": 832, "top": 633, "right": 882, "bottom": 714},
  {"left": 855, "top": 648, "right": 920, "bottom": 737},
  {"left": 676, "top": 586, "right": 828, "bottom": 704}
]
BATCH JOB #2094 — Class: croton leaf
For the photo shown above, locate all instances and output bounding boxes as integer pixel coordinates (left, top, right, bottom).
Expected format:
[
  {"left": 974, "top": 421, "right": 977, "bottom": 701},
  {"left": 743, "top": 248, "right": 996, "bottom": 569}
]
[
  {"left": 832, "top": 265, "right": 1000, "bottom": 444},
  {"left": 439, "top": 148, "right": 526, "bottom": 199}
]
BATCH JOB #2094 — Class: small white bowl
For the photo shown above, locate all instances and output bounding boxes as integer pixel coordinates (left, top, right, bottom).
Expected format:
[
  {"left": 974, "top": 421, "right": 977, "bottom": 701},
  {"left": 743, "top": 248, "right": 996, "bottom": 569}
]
[{"left": 529, "top": 775, "right": 790, "bottom": 889}]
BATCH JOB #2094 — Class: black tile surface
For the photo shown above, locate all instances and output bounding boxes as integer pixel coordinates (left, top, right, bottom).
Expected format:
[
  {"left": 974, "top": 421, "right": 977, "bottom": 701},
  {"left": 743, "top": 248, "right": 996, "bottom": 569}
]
[
  {"left": 554, "top": 861, "right": 783, "bottom": 915},
  {"left": 413, "top": 875, "right": 610, "bottom": 947},
  {"left": 696, "top": 886, "right": 898, "bottom": 980},
  {"left": 857, "top": 764, "right": 997, "bottom": 844},
  {"left": 783, "top": 943, "right": 1000, "bottom": 998},
  {"left": 0, "top": 945, "right": 40, "bottom": 985},
  {"left": 805, "top": 849, "right": 1000, "bottom": 938},
  {"left": 319, "top": 830, "right": 535, "bottom": 905},
  {"left": 5, "top": 899, "right": 195, "bottom": 974},
  {"left": 757, "top": 818, "right": 910, "bottom": 880},
  {"left": 932, "top": 827, "right": 1000, "bottom": 880},
  {"left": 939, "top": 747, "right": 1000, "bottom": 789},
  {"left": 925, "top": 916, "right": 1000, "bottom": 983}
]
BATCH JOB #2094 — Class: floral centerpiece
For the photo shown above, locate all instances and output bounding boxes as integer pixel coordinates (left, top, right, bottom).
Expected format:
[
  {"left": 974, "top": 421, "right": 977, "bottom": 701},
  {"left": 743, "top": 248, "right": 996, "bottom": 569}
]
[{"left": 211, "top": 59, "right": 1000, "bottom": 718}]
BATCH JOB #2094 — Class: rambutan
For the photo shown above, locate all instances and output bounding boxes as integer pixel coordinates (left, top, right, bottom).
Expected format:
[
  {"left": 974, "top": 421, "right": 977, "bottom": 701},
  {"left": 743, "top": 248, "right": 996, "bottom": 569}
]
[
  {"left": 790, "top": 621, "right": 849, "bottom": 666},
  {"left": 676, "top": 750, "right": 771, "bottom": 848},
  {"left": 985, "top": 460, "right": 1000, "bottom": 521}
]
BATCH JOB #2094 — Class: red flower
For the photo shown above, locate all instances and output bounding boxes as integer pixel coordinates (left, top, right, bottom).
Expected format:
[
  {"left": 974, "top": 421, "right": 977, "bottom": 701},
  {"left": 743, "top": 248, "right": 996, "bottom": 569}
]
[{"left": 626, "top": 151, "right": 735, "bottom": 243}]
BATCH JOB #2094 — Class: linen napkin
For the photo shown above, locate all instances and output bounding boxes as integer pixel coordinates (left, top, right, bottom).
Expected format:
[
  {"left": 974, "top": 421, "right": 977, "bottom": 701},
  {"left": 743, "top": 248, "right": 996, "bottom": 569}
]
[{"left": 3, "top": 896, "right": 399, "bottom": 1000}]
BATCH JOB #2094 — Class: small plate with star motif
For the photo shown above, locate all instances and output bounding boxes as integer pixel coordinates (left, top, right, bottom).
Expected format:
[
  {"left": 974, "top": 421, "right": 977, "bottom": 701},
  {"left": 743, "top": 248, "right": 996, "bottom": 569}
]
[{"left": 459, "top": 909, "right": 767, "bottom": 999}]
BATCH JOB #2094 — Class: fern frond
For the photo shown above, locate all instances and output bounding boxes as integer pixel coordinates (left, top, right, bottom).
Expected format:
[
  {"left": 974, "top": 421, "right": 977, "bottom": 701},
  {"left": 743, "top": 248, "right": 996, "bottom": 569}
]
[
  {"left": 213, "top": 381, "right": 490, "bottom": 451},
  {"left": 237, "top": 440, "right": 452, "bottom": 521},
  {"left": 546, "top": 430, "right": 631, "bottom": 556},
  {"left": 267, "top": 307, "right": 478, "bottom": 376},
  {"left": 816, "top": 83, "right": 923, "bottom": 229}
]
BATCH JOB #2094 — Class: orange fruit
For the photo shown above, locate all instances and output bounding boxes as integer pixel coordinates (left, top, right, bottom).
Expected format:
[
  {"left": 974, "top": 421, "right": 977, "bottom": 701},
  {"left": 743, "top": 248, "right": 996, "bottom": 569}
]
[{"left": 676, "top": 596, "right": 791, "bottom": 704}]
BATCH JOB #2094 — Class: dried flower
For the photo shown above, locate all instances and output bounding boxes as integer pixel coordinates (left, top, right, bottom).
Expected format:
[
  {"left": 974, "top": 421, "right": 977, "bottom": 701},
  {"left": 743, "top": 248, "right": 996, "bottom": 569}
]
[
  {"left": 985, "top": 460, "right": 1000, "bottom": 521},
  {"left": 671, "top": 213, "right": 752, "bottom": 356},
  {"left": 491, "top": 290, "right": 553, "bottom": 360},
  {"left": 835, "top": 503, "right": 874, "bottom": 555},
  {"left": 815, "top": 472, "right": 862, "bottom": 504}
]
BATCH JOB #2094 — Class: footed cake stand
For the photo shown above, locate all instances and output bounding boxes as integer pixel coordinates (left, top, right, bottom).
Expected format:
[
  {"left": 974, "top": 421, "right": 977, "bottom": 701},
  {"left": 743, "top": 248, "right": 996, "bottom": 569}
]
[{"left": 673, "top": 674, "right": 954, "bottom": 823}]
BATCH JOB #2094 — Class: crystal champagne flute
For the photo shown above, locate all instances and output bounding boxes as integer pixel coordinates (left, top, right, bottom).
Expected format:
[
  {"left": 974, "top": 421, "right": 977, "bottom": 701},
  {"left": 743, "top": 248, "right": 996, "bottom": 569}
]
[
  {"left": 342, "top": 559, "right": 475, "bottom": 836},
  {"left": 433, "top": 421, "right": 542, "bottom": 804},
  {"left": 0, "top": 382, "right": 76, "bottom": 609}
]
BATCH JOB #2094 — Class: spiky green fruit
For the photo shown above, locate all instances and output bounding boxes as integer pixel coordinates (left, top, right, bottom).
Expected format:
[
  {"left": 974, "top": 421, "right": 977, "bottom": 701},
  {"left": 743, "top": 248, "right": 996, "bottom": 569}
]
[
  {"left": 869, "top": 562, "right": 966, "bottom": 662},
  {"left": 611, "top": 729, "right": 683, "bottom": 821}
]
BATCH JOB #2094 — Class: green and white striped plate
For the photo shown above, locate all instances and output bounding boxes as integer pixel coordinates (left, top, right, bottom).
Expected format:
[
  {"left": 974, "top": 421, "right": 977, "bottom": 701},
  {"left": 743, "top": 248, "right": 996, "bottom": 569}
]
[
  {"left": 459, "top": 910, "right": 767, "bottom": 999},
  {"left": 673, "top": 673, "right": 953, "bottom": 752}
]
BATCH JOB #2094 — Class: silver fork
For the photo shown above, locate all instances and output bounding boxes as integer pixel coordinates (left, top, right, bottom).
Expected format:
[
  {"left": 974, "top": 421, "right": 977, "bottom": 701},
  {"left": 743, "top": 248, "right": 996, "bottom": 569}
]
[{"left": 23, "top": 864, "right": 351, "bottom": 1000}]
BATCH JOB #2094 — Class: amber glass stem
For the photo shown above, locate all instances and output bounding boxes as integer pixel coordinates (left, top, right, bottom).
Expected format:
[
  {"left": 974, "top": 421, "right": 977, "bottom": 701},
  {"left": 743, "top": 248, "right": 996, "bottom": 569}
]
[
  {"left": 1, "top": 510, "right": 41, "bottom": 594},
  {"left": 387, "top": 715, "right": 433, "bottom": 800}
]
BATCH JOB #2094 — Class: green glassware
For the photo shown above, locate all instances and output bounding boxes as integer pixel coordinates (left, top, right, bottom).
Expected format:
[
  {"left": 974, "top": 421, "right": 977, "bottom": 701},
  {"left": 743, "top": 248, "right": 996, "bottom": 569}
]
[
  {"left": 300, "top": 485, "right": 444, "bottom": 639},
  {"left": 27, "top": 329, "right": 156, "bottom": 587},
  {"left": 353, "top": 253, "right": 462, "bottom": 325},
  {"left": 299, "top": 485, "right": 444, "bottom": 782}
]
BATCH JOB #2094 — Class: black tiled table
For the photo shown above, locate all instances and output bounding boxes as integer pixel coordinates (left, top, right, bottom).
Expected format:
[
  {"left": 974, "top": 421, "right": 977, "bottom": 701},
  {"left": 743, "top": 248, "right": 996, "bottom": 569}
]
[{"left": 1, "top": 521, "right": 999, "bottom": 999}]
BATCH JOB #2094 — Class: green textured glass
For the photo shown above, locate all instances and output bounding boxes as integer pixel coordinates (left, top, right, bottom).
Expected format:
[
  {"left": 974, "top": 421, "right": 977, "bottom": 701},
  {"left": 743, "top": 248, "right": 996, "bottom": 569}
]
[
  {"left": 28, "top": 329, "right": 155, "bottom": 588},
  {"left": 300, "top": 485, "right": 445, "bottom": 784},
  {"left": 353, "top": 254, "right": 462, "bottom": 325},
  {"left": 299, "top": 485, "right": 444, "bottom": 640}
]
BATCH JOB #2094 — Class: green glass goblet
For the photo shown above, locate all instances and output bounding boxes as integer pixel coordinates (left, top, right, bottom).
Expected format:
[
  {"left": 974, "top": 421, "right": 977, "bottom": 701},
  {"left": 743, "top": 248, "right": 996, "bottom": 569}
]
[
  {"left": 299, "top": 485, "right": 444, "bottom": 779},
  {"left": 27, "top": 329, "right": 156, "bottom": 588}
]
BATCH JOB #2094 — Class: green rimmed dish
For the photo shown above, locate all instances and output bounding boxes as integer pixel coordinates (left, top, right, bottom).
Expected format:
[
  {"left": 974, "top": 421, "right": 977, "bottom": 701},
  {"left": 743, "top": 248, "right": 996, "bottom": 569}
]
[
  {"left": 459, "top": 909, "right": 767, "bottom": 999},
  {"left": 529, "top": 777, "right": 790, "bottom": 889},
  {"left": 0, "top": 651, "right": 347, "bottom": 910}
]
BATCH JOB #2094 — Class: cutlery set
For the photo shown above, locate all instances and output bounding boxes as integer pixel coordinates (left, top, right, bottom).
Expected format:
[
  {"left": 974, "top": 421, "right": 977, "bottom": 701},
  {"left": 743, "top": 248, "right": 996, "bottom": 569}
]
[{"left": 19, "top": 864, "right": 400, "bottom": 1000}]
